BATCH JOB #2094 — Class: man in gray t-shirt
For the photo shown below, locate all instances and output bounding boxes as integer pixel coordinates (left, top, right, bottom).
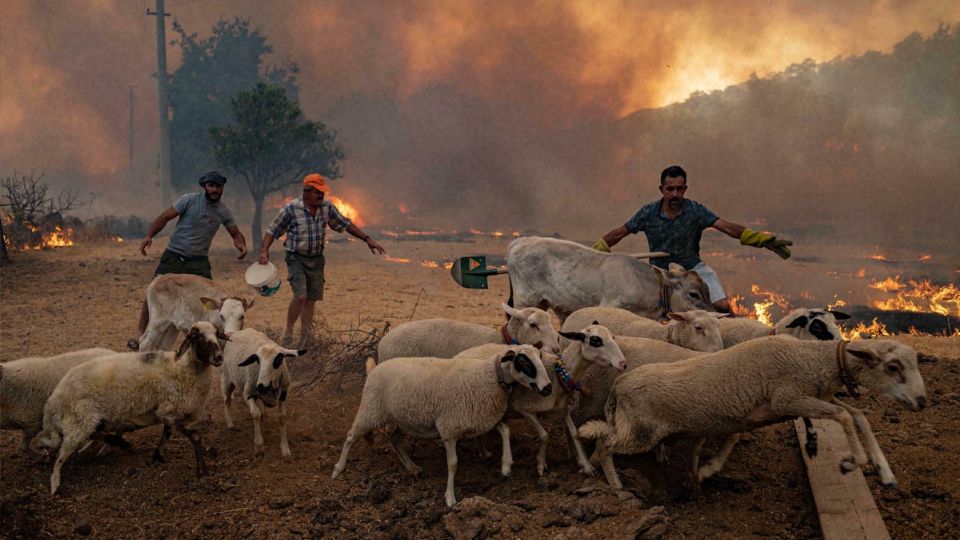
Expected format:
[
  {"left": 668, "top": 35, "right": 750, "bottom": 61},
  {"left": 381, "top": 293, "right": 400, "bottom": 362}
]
[
  {"left": 136, "top": 171, "right": 247, "bottom": 334},
  {"left": 592, "top": 165, "right": 793, "bottom": 313}
]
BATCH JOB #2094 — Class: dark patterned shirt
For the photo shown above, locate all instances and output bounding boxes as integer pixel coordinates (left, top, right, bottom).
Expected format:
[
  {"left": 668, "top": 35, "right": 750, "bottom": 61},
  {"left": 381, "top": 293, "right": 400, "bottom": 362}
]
[
  {"left": 625, "top": 199, "right": 719, "bottom": 270},
  {"left": 266, "top": 198, "right": 351, "bottom": 256}
]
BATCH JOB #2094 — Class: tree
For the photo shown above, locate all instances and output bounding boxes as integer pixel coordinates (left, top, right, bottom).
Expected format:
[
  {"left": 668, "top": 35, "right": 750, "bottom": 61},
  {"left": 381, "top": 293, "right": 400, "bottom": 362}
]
[
  {"left": 168, "top": 18, "right": 299, "bottom": 191},
  {"left": 0, "top": 171, "right": 89, "bottom": 256},
  {"left": 211, "top": 83, "right": 346, "bottom": 251}
]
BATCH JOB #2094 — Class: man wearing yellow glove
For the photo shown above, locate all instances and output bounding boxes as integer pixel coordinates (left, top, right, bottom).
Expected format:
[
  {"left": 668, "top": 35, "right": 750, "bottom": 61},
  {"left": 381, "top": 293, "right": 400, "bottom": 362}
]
[{"left": 592, "top": 165, "right": 792, "bottom": 313}]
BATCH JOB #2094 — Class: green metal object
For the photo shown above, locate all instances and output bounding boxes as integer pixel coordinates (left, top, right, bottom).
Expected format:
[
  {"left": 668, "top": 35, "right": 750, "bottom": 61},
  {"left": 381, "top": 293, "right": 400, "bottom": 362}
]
[{"left": 450, "top": 255, "right": 508, "bottom": 289}]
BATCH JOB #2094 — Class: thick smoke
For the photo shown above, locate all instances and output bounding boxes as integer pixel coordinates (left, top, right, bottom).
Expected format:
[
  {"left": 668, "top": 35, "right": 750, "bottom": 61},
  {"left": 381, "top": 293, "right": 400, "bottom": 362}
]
[{"left": 1, "top": 0, "right": 958, "bottom": 240}]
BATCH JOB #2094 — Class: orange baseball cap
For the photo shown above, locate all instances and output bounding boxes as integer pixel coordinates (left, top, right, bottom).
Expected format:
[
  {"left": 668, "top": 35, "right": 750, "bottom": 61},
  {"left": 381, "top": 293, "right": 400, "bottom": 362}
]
[{"left": 303, "top": 173, "right": 330, "bottom": 193}]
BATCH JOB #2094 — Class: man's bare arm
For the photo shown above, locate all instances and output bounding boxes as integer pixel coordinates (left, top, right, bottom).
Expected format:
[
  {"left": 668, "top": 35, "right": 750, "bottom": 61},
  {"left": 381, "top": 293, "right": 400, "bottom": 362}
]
[
  {"left": 140, "top": 207, "right": 180, "bottom": 255},
  {"left": 711, "top": 218, "right": 746, "bottom": 240},
  {"left": 345, "top": 222, "right": 385, "bottom": 255},
  {"left": 225, "top": 224, "right": 248, "bottom": 260},
  {"left": 603, "top": 225, "right": 632, "bottom": 248}
]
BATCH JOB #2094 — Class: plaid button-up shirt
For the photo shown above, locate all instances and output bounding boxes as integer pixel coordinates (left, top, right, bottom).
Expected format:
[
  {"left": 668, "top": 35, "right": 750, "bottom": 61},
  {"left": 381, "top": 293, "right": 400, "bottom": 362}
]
[{"left": 266, "top": 197, "right": 351, "bottom": 255}]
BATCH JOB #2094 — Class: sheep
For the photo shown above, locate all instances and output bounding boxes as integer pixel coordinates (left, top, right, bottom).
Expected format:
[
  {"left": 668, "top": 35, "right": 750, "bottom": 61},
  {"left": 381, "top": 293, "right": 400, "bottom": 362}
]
[
  {"left": 563, "top": 307, "right": 725, "bottom": 352},
  {"left": 131, "top": 274, "right": 253, "bottom": 352},
  {"left": 377, "top": 303, "right": 561, "bottom": 362},
  {"left": 570, "top": 336, "right": 701, "bottom": 428},
  {"left": 453, "top": 324, "right": 626, "bottom": 476},
  {"left": 579, "top": 337, "right": 927, "bottom": 491},
  {"left": 220, "top": 329, "right": 306, "bottom": 459},
  {"left": 40, "top": 322, "right": 227, "bottom": 495},
  {"left": 332, "top": 345, "right": 553, "bottom": 508},
  {"left": 718, "top": 308, "right": 851, "bottom": 348},
  {"left": 1, "top": 348, "right": 115, "bottom": 454},
  {"left": 506, "top": 236, "right": 714, "bottom": 321}
]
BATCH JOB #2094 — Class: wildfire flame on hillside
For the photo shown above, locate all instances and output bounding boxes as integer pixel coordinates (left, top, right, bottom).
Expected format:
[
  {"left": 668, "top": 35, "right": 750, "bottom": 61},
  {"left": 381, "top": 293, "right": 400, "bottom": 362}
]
[{"left": 869, "top": 276, "right": 960, "bottom": 317}]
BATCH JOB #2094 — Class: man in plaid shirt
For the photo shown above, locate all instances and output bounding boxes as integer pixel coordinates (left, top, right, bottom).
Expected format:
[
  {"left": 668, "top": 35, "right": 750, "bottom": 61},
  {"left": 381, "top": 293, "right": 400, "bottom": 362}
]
[{"left": 259, "top": 174, "right": 385, "bottom": 345}]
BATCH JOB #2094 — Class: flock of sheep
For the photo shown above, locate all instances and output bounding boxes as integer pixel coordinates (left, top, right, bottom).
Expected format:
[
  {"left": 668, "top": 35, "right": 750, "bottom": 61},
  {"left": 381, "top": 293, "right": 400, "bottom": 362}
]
[{"left": 0, "top": 236, "right": 929, "bottom": 511}]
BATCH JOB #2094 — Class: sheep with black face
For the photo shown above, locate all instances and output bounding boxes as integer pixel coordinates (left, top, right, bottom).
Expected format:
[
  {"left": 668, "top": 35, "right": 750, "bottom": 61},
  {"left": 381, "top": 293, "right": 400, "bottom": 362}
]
[{"left": 221, "top": 329, "right": 305, "bottom": 459}]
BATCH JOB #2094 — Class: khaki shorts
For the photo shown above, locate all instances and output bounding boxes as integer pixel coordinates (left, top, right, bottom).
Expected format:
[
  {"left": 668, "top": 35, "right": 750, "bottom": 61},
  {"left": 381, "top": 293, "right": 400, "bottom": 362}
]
[{"left": 285, "top": 252, "right": 325, "bottom": 301}]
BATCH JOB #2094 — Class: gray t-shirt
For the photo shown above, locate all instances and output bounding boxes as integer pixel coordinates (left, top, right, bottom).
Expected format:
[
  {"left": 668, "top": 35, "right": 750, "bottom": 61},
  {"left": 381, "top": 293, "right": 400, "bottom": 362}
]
[
  {"left": 625, "top": 199, "right": 719, "bottom": 270},
  {"left": 166, "top": 192, "right": 236, "bottom": 257}
]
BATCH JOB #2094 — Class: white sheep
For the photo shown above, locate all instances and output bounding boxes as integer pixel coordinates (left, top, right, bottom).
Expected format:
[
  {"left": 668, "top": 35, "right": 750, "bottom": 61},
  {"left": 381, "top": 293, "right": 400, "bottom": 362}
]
[
  {"left": 453, "top": 324, "right": 626, "bottom": 476},
  {"left": 377, "top": 304, "right": 561, "bottom": 362},
  {"left": 580, "top": 337, "right": 927, "bottom": 491},
  {"left": 40, "top": 322, "right": 227, "bottom": 495},
  {"left": 132, "top": 274, "right": 252, "bottom": 352},
  {"left": 332, "top": 345, "right": 553, "bottom": 508},
  {"left": 220, "top": 329, "right": 305, "bottom": 459},
  {"left": 563, "top": 307, "right": 725, "bottom": 352},
  {"left": 718, "top": 308, "right": 851, "bottom": 348},
  {"left": 1, "top": 348, "right": 115, "bottom": 454}
]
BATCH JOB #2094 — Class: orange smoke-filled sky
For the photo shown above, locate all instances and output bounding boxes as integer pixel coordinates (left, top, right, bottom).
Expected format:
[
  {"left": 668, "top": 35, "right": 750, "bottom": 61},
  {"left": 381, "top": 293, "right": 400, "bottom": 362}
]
[{"left": 1, "top": 0, "right": 957, "bottom": 184}]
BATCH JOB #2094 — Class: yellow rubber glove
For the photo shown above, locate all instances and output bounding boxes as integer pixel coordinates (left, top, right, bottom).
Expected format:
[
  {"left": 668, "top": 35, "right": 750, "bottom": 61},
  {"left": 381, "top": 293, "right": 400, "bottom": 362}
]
[
  {"left": 740, "top": 228, "right": 793, "bottom": 259},
  {"left": 591, "top": 238, "right": 611, "bottom": 253}
]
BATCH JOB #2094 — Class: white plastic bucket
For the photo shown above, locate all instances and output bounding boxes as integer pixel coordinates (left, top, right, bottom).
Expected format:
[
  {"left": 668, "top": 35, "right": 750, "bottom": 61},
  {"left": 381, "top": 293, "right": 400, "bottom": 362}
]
[{"left": 245, "top": 262, "right": 281, "bottom": 297}]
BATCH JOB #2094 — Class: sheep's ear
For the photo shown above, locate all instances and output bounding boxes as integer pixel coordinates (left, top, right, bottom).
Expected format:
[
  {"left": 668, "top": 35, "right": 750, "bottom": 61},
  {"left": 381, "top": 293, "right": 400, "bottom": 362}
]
[
  {"left": 499, "top": 350, "right": 517, "bottom": 363},
  {"left": 175, "top": 329, "right": 200, "bottom": 358},
  {"left": 560, "top": 331, "right": 586, "bottom": 342},
  {"left": 667, "top": 312, "right": 686, "bottom": 322},
  {"left": 591, "top": 320, "right": 600, "bottom": 325},
  {"left": 241, "top": 297, "right": 255, "bottom": 310},
  {"left": 827, "top": 310, "right": 851, "bottom": 320},
  {"left": 239, "top": 354, "right": 259, "bottom": 367},
  {"left": 501, "top": 303, "right": 528, "bottom": 322},
  {"left": 712, "top": 312, "right": 730, "bottom": 318},
  {"left": 847, "top": 347, "right": 881, "bottom": 368},
  {"left": 200, "top": 297, "right": 222, "bottom": 311},
  {"left": 281, "top": 348, "right": 306, "bottom": 357},
  {"left": 216, "top": 330, "right": 231, "bottom": 342},
  {"left": 785, "top": 316, "right": 808, "bottom": 329}
]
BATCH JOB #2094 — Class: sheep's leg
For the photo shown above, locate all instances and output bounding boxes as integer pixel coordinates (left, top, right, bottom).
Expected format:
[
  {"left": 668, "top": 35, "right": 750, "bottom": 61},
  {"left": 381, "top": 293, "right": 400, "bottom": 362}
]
[
  {"left": 19, "top": 429, "right": 36, "bottom": 454},
  {"left": 332, "top": 422, "right": 374, "bottom": 479},
  {"left": 563, "top": 412, "right": 595, "bottom": 476},
  {"left": 774, "top": 395, "right": 867, "bottom": 473},
  {"left": 50, "top": 430, "right": 90, "bottom": 496},
  {"left": 802, "top": 417, "right": 818, "bottom": 457},
  {"left": 442, "top": 439, "right": 459, "bottom": 508},
  {"left": 153, "top": 424, "right": 172, "bottom": 463},
  {"left": 697, "top": 433, "right": 741, "bottom": 481},
  {"left": 386, "top": 429, "right": 422, "bottom": 476},
  {"left": 690, "top": 437, "right": 705, "bottom": 485},
  {"left": 278, "top": 399, "right": 291, "bottom": 460},
  {"left": 596, "top": 443, "right": 623, "bottom": 490},
  {"left": 495, "top": 422, "right": 513, "bottom": 477},
  {"left": 247, "top": 398, "right": 265, "bottom": 458},
  {"left": 654, "top": 443, "right": 669, "bottom": 464},
  {"left": 174, "top": 421, "right": 207, "bottom": 477},
  {"left": 519, "top": 412, "right": 549, "bottom": 476},
  {"left": 221, "top": 381, "right": 235, "bottom": 429},
  {"left": 831, "top": 398, "right": 897, "bottom": 487}
]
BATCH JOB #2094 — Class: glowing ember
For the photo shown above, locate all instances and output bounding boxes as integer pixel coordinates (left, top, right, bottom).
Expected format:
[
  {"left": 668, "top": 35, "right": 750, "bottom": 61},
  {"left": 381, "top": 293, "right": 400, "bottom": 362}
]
[
  {"left": 328, "top": 196, "right": 364, "bottom": 227},
  {"left": 420, "top": 260, "right": 439, "bottom": 269},
  {"left": 398, "top": 202, "right": 411, "bottom": 214},
  {"left": 918, "top": 254, "right": 933, "bottom": 262},
  {"left": 384, "top": 255, "right": 412, "bottom": 264},
  {"left": 869, "top": 252, "right": 889, "bottom": 261},
  {"left": 112, "top": 235, "right": 124, "bottom": 243}
]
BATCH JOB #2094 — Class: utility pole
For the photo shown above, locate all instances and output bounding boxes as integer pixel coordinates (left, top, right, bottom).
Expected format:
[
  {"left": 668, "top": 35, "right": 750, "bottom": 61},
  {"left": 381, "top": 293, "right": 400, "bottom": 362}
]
[
  {"left": 128, "top": 85, "right": 135, "bottom": 176},
  {"left": 147, "top": 1, "right": 172, "bottom": 205}
]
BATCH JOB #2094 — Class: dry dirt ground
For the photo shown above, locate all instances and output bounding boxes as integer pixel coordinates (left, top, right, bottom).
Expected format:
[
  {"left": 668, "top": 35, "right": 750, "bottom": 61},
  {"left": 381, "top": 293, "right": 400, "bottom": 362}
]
[{"left": 1, "top": 237, "right": 958, "bottom": 539}]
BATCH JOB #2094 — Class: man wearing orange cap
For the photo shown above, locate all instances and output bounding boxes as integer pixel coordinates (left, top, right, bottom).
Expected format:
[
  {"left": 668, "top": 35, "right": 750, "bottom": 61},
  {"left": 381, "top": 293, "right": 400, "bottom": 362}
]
[{"left": 259, "top": 173, "right": 385, "bottom": 345}]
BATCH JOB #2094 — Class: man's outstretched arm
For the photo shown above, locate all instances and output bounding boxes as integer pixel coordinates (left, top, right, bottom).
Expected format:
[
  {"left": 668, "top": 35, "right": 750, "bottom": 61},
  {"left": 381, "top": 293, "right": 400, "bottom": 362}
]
[
  {"left": 140, "top": 207, "right": 180, "bottom": 255},
  {"left": 345, "top": 222, "right": 385, "bottom": 255},
  {"left": 713, "top": 218, "right": 792, "bottom": 259},
  {"left": 592, "top": 225, "right": 631, "bottom": 252}
]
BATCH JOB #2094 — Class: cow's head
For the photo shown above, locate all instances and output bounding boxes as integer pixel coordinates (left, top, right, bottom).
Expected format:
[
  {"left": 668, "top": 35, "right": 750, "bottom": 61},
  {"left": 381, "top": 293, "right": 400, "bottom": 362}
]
[{"left": 662, "top": 264, "right": 714, "bottom": 312}]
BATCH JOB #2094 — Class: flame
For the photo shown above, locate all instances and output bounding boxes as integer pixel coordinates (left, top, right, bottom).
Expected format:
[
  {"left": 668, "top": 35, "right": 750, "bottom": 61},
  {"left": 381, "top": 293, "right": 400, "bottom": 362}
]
[
  {"left": 841, "top": 318, "right": 891, "bottom": 340},
  {"left": 826, "top": 298, "right": 847, "bottom": 311},
  {"left": 18, "top": 225, "right": 75, "bottom": 250},
  {"left": 327, "top": 196, "right": 365, "bottom": 227},
  {"left": 398, "top": 202, "right": 411, "bottom": 214},
  {"left": 868, "top": 276, "right": 960, "bottom": 317},
  {"left": 870, "top": 252, "right": 889, "bottom": 261},
  {"left": 750, "top": 284, "right": 791, "bottom": 325},
  {"left": 420, "top": 260, "right": 439, "bottom": 269},
  {"left": 384, "top": 255, "right": 412, "bottom": 264},
  {"left": 918, "top": 254, "right": 933, "bottom": 262},
  {"left": 728, "top": 295, "right": 752, "bottom": 317},
  {"left": 113, "top": 235, "right": 124, "bottom": 243}
]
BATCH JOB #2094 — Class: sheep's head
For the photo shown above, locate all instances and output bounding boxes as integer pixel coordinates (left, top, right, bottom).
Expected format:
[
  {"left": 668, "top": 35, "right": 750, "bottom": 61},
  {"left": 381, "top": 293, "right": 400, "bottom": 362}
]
[
  {"left": 501, "top": 304, "right": 561, "bottom": 354},
  {"left": 846, "top": 340, "right": 926, "bottom": 412},
  {"left": 238, "top": 344, "right": 306, "bottom": 407},
  {"left": 560, "top": 323, "right": 627, "bottom": 372},
  {"left": 499, "top": 344, "right": 552, "bottom": 396},
  {"left": 200, "top": 296, "right": 252, "bottom": 334},
  {"left": 177, "top": 321, "right": 227, "bottom": 367},
  {"left": 662, "top": 264, "right": 714, "bottom": 313},
  {"left": 666, "top": 310, "right": 725, "bottom": 352},
  {"left": 777, "top": 308, "right": 850, "bottom": 341}
]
